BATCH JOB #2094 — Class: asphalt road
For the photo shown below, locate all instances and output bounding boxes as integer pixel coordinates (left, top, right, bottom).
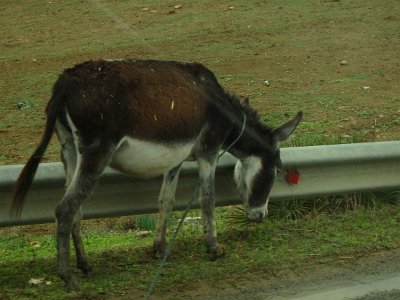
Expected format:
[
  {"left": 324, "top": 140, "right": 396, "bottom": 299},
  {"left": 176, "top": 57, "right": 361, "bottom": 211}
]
[
  {"left": 284, "top": 274, "right": 400, "bottom": 300},
  {"left": 178, "top": 249, "right": 400, "bottom": 300}
]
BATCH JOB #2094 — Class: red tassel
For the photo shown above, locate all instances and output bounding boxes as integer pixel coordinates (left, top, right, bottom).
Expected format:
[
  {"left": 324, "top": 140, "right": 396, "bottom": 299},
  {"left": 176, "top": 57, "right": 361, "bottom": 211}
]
[{"left": 285, "top": 169, "right": 300, "bottom": 184}]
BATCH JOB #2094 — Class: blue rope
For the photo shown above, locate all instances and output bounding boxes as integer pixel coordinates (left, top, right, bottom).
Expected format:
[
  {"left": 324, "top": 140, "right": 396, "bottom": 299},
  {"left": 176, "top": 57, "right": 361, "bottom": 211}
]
[
  {"left": 145, "top": 187, "right": 199, "bottom": 300},
  {"left": 218, "top": 113, "right": 247, "bottom": 160}
]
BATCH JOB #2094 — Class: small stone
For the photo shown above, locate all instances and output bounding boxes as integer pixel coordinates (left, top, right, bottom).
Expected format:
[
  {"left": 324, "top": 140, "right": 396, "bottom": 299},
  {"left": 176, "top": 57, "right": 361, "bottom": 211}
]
[
  {"left": 32, "top": 243, "right": 41, "bottom": 249},
  {"left": 174, "top": 4, "right": 182, "bottom": 9},
  {"left": 339, "top": 60, "right": 348, "bottom": 65},
  {"left": 134, "top": 230, "right": 152, "bottom": 237},
  {"left": 184, "top": 216, "right": 201, "bottom": 223},
  {"left": 30, "top": 241, "right": 42, "bottom": 249},
  {"left": 28, "top": 278, "right": 45, "bottom": 285}
]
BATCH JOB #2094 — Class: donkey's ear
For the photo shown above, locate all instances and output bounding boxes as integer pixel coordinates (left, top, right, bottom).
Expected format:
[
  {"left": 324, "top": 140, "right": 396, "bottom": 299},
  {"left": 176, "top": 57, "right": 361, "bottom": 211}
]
[
  {"left": 272, "top": 111, "right": 303, "bottom": 143},
  {"left": 242, "top": 97, "right": 250, "bottom": 106}
]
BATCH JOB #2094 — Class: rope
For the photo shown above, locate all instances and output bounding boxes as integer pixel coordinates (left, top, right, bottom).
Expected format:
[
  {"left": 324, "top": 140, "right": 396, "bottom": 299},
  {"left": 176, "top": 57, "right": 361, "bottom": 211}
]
[
  {"left": 217, "top": 113, "right": 247, "bottom": 161},
  {"left": 145, "top": 187, "right": 199, "bottom": 300},
  {"left": 145, "top": 113, "right": 247, "bottom": 299}
]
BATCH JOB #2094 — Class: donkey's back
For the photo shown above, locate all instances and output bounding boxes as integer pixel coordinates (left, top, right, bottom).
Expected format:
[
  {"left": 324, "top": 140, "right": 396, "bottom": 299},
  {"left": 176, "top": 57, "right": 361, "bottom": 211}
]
[{"left": 62, "top": 60, "right": 225, "bottom": 142}]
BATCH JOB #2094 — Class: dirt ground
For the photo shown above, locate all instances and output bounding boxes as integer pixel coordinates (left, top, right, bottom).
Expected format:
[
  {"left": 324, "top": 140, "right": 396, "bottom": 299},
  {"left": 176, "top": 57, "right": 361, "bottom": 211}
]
[{"left": 1, "top": 0, "right": 399, "bottom": 164}]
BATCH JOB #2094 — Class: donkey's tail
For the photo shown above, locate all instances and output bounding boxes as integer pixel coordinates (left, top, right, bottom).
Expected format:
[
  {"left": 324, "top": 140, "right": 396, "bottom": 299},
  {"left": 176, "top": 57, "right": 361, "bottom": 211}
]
[{"left": 10, "top": 78, "right": 67, "bottom": 218}]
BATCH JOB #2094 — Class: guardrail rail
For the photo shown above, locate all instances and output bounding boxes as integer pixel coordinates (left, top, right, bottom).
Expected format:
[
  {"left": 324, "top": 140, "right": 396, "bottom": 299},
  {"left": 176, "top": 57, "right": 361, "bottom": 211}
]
[{"left": 1, "top": 141, "right": 400, "bottom": 227}]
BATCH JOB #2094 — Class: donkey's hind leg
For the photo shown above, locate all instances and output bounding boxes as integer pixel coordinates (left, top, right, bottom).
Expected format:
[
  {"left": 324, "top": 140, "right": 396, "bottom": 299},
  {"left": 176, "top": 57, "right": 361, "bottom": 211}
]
[
  {"left": 154, "top": 164, "right": 182, "bottom": 258},
  {"left": 55, "top": 142, "right": 115, "bottom": 291},
  {"left": 55, "top": 122, "right": 89, "bottom": 275},
  {"left": 71, "top": 208, "right": 91, "bottom": 276}
]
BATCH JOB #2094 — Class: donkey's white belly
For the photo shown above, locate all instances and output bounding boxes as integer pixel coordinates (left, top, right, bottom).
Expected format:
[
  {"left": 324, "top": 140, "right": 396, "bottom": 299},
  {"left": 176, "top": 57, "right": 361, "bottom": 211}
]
[{"left": 110, "top": 137, "right": 194, "bottom": 179}]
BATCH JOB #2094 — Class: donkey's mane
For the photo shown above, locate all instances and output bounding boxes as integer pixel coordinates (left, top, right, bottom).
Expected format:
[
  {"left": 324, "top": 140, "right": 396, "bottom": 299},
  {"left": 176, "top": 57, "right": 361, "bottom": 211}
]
[{"left": 225, "top": 92, "right": 273, "bottom": 134}]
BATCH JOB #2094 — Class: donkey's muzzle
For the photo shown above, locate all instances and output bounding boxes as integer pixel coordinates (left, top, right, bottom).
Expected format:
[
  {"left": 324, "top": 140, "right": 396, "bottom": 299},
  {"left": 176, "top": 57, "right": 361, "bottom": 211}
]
[{"left": 246, "top": 207, "right": 266, "bottom": 223}]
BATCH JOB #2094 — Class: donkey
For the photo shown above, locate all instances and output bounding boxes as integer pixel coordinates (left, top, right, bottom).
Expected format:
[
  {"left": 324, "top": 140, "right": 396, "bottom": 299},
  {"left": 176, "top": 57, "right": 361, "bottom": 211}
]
[{"left": 10, "top": 59, "right": 302, "bottom": 290}]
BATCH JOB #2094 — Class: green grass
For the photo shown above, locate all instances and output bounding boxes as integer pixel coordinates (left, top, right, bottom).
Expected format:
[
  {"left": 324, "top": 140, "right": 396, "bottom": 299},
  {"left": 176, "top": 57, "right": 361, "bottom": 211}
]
[
  {"left": 328, "top": 72, "right": 370, "bottom": 84},
  {"left": 1, "top": 203, "right": 400, "bottom": 299}
]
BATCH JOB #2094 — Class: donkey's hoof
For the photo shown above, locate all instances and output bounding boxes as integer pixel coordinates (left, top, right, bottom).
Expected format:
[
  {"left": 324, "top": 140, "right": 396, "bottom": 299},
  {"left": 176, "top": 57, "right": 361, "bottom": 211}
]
[
  {"left": 153, "top": 241, "right": 167, "bottom": 259},
  {"left": 64, "top": 278, "right": 80, "bottom": 292},
  {"left": 207, "top": 244, "right": 226, "bottom": 261},
  {"left": 154, "top": 249, "right": 165, "bottom": 259},
  {"left": 78, "top": 263, "right": 92, "bottom": 277}
]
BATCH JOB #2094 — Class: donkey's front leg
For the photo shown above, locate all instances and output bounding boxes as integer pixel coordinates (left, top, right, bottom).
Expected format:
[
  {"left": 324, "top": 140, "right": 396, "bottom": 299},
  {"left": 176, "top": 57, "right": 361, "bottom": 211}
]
[
  {"left": 154, "top": 164, "right": 182, "bottom": 258},
  {"left": 197, "top": 155, "right": 225, "bottom": 260}
]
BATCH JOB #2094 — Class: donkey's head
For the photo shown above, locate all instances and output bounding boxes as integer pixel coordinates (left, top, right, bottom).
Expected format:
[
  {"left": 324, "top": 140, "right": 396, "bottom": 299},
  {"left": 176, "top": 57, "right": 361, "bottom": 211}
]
[{"left": 234, "top": 111, "right": 302, "bottom": 222}]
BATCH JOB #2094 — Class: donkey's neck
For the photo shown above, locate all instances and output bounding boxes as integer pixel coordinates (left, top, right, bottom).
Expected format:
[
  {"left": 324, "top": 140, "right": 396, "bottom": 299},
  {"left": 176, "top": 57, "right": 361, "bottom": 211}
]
[
  {"left": 221, "top": 111, "right": 247, "bottom": 155},
  {"left": 223, "top": 106, "right": 273, "bottom": 159}
]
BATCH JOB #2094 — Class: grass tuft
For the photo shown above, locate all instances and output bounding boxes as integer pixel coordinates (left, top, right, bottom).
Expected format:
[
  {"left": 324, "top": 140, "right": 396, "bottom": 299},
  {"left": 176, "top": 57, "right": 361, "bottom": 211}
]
[{"left": 226, "top": 190, "right": 400, "bottom": 225}]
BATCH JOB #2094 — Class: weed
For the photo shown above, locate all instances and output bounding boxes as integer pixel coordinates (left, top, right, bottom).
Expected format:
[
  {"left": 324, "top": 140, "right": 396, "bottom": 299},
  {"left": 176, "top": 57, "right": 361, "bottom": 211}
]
[
  {"left": 135, "top": 214, "right": 157, "bottom": 231},
  {"left": 106, "top": 216, "right": 137, "bottom": 232},
  {"left": 226, "top": 189, "right": 400, "bottom": 226},
  {"left": 287, "top": 131, "right": 366, "bottom": 147},
  {"left": 328, "top": 73, "right": 369, "bottom": 84},
  {"left": 218, "top": 74, "right": 238, "bottom": 83},
  {"left": 16, "top": 99, "right": 36, "bottom": 110},
  {"left": 225, "top": 206, "right": 247, "bottom": 227},
  {"left": 393, "top": 117, "right": 400, "bottom": 126}
]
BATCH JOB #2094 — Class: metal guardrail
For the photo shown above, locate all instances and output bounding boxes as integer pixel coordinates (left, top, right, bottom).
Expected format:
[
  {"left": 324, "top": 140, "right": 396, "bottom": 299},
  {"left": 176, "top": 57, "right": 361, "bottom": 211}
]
[{"left": 1, "top": 141, "right": 400, "bottom": 227}]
